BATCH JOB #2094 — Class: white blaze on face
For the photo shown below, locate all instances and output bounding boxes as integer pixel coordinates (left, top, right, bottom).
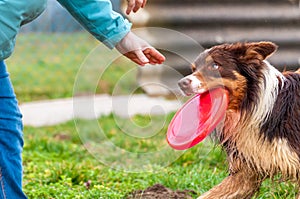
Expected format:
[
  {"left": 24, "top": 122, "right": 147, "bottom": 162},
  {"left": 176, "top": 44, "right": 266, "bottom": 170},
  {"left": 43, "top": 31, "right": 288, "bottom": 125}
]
[{"left": 186, "top": 74, "right": 206, "bottom": 94}]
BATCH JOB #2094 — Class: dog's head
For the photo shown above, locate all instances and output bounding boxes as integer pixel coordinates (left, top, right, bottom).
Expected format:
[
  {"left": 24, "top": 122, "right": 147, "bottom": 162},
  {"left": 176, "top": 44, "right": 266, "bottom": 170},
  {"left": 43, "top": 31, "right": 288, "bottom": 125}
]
[{"left": 178, "top": 41, "right": 277, "bottom": 109}]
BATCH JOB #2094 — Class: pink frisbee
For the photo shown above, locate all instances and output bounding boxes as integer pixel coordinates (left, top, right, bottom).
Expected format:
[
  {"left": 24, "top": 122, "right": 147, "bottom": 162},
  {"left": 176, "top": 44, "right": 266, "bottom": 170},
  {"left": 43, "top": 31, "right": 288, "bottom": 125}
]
[{"left": 167, "top": 87, "right": 229, "bottom": 150}]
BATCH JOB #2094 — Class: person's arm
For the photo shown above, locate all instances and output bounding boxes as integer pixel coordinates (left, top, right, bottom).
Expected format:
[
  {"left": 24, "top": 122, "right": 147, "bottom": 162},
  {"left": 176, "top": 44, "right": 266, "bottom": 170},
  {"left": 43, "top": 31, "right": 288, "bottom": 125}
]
[
  {"left": 125, "top": 0, "right": 147, "bottom": 15},
  {"left": 57, "top": 0, "right": 165, "bottom": 65},
  {"left": 57, "top": 0, "right": 131, "bottom": 49}
]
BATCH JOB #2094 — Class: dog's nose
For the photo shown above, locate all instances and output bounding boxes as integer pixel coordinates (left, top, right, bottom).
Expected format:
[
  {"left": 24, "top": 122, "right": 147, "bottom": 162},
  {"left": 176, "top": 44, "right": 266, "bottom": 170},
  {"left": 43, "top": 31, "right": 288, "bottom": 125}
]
[{"left": 178, "top": 78, "right": 191, "bottom": 89}]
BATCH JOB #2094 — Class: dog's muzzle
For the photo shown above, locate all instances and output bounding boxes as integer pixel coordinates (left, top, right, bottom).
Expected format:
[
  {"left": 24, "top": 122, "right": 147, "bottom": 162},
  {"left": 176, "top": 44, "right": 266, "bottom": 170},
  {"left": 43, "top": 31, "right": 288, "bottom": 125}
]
[{"left": 178, "top": 77, "right": 193, "bottom": 96}]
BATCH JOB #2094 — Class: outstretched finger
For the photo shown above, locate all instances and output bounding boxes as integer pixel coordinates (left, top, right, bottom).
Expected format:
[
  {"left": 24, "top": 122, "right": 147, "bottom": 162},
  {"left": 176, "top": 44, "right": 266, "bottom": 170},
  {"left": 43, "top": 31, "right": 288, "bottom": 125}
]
[
  {"left": 135, "top": 50, "right": 150, "bottom": 64},
  {"left": 124, "top": 52, "right": 146, "bottom": 66},
  {"left": 145, "top": 54, "right": 160, "bottom": 65},
  {"left": 126, "top": 0, "right": 135, "bottom": 15},
  {"left": 142, "top": 0, "right": 147, "bottom": 8},
  {"left": 133, "top": 0, "right": 143, "bottom": 13},
  {"left": 143, "top": 48, "right": 166, "bottom": 64}
]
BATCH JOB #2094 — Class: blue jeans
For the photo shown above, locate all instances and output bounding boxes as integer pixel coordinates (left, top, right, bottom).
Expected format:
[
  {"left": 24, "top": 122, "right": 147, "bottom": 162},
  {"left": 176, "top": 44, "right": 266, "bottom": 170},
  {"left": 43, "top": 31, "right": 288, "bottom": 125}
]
[{"left": 0, "top": 61, "right": 27, "bottom": 198}]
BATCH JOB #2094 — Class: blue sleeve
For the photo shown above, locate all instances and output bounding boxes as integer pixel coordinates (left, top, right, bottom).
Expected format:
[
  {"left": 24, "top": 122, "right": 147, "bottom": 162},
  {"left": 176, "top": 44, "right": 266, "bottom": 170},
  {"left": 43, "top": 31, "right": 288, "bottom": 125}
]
[{"left": 57, "top": 0, "right": 132, "bottom": 49}]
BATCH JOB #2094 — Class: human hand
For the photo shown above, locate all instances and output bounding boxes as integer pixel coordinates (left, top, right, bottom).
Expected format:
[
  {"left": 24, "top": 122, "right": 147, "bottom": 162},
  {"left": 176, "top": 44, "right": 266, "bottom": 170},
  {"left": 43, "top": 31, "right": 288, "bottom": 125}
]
[
  {"left": 116, "top": 31, "right": 165, "bottom": 66},
  {"left": 125, "top": 0, "right": 147, "bottom": 15}
]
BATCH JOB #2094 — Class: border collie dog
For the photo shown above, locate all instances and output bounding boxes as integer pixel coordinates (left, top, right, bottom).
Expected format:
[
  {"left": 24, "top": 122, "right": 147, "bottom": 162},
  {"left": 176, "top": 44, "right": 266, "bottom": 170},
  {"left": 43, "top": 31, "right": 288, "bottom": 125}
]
[{"left": 178, "top": 42, "right": 300, "bottom": 199}]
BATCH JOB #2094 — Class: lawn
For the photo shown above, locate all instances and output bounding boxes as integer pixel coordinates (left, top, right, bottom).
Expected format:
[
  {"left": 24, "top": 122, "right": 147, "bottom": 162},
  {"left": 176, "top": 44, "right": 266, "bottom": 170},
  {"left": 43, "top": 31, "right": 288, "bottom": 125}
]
[
  {"left": 7, "top": 33, "right": 299, "bottom": 198},
  {"left": 22, "top": 116, "right": 297, "bottom": 198},
  {"left": 6, "top": 32, "right": 137, "bottom": 103},
  {"left": 22, "top": 115, "right": 227, "bottom": 198}
]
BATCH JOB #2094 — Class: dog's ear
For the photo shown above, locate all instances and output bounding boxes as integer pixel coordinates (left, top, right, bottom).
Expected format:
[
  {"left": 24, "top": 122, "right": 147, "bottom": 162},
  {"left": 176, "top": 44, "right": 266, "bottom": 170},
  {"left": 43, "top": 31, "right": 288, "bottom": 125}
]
[{"left": 245, "top": 42, "right": 278, "bottom": 60}]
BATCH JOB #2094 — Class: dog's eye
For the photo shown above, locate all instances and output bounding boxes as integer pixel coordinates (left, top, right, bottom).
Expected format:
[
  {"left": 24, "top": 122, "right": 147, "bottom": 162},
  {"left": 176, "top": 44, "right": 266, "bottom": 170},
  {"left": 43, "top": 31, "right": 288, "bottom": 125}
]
[
  {"left": 209, "top": 63, "right": 219, "bottom": 70},
  {"left": 212, "top": 63, "right": 219, "bottom": 69}
]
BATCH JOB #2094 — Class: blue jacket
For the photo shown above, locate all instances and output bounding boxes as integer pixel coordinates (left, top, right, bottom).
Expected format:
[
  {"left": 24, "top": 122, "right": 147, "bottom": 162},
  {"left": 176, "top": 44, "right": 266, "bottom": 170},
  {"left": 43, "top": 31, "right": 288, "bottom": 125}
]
[{"left": 0, "top": 0, "right": 132, "bottom": 60}]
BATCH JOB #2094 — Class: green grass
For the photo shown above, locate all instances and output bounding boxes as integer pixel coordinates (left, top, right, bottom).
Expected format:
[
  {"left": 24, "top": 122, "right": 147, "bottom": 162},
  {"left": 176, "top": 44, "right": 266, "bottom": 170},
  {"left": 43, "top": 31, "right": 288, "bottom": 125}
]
[
  {"left": 22, "top": 114, "right": 226, "bottom": 198},
  {"left": 23, "top": 114, "right": 298, "bottom": 198},
  {"left": 7, "top": 33, "right": 298, "bottom": 198},
  {"left": 6, "top": 33, "right": 139, "bottom": 103}
]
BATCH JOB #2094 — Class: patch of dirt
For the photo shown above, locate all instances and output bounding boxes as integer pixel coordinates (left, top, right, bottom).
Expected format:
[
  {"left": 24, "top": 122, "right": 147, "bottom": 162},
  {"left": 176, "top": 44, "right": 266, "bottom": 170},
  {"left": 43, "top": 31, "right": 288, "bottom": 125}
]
[
  {"left": 53, "top": 133, "right": 71, "bottom": 141},
  {"left": 126, "top": 184, "right": 197, "bottom": 199}
]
